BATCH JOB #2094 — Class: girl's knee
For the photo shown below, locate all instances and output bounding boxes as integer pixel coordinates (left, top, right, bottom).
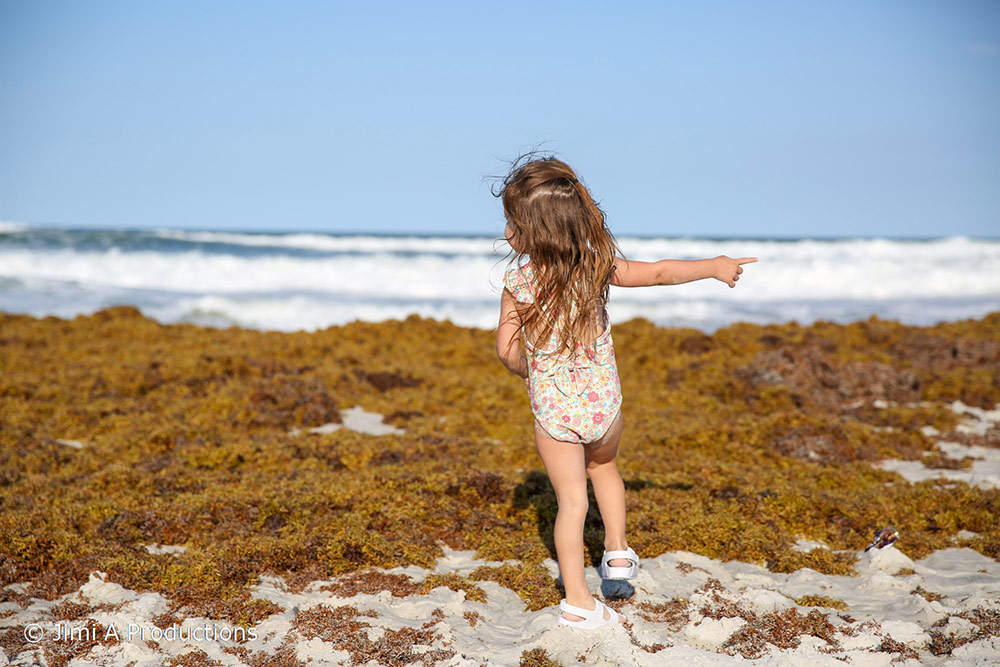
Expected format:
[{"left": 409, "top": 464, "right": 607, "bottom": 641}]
[{"left": 556, "top": 494, "right": 589, "bottom": 516}]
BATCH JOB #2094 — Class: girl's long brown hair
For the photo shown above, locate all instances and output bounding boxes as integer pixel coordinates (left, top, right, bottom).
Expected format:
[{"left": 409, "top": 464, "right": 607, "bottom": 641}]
[{"left": 497, "top": 155, "right": 622, "bottom": 357}]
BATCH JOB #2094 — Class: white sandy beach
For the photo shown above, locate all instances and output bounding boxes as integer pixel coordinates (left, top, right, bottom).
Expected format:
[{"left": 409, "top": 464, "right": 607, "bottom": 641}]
[
  {"left": 2, "top": 542, "right": 999, "bottom": 666},
  {"left": 3, "top": 403, "right": 998, "bottom": 666}
]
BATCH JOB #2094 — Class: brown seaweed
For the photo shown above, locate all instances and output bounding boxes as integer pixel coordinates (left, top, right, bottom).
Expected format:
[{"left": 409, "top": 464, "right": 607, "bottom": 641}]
[{"left": 1, "top": 308, "right": 997, "bottom": 629}]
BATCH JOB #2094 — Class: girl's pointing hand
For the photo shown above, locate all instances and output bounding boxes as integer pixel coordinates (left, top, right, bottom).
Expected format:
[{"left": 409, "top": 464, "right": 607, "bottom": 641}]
[{"left": 715, "top": 256, "right": 758, "bottom": 288}]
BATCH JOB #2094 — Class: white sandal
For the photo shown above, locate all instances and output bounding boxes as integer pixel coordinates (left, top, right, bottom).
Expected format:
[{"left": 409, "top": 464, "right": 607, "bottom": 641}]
[
  {"left": 599, "top": 547, "right": 639, "bottom": 580},
  {"left": 558, "top": 598, "right": 622, "bottom": 629}
]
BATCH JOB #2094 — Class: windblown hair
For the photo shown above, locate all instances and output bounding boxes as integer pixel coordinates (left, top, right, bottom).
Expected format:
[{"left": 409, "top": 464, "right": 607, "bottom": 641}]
[{"left": 497, "top": 155, "right": 622, "bottom": 357}]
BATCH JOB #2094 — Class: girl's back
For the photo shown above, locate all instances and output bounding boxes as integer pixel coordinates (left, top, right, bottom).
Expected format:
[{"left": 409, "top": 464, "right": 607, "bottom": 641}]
[
  {"left": 497, "top": 156, "right": 624, "bottom": 446},
  {"left": 498, "top": 156, "right": 620, "bottom": 360},
  {"left": 502, "top": 261, "right": 610, "bottom": 358}
]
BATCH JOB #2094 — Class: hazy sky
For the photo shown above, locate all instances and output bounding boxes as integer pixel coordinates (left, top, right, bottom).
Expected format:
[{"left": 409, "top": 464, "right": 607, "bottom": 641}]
[{"left": 1, "top": 1, "right": 998, "bottom": 238}]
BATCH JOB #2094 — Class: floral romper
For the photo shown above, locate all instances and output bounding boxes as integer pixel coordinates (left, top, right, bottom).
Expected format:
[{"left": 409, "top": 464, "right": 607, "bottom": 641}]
[{"left": 504, "top": 263, "right": 623, "bottom": 444}]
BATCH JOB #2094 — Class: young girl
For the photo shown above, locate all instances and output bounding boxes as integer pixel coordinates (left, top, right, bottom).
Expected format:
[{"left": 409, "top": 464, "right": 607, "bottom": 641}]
[{"left": 495, "top": 155, "right": 756, "bottom": 629}]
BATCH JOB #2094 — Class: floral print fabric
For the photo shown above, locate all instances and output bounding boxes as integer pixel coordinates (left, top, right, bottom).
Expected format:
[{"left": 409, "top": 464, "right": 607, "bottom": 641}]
[{"left": 503, "top": 263, "right": 623, "bottom": 443}]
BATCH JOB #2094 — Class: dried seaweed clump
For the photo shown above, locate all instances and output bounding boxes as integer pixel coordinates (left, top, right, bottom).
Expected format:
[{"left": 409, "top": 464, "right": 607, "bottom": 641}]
[
  {"left": 246, "top": 374, "right": 342, "bottom": 429},
  {"left": 635, "top": 598, "right": 691, "bottom": 631},
  {"left": 519, "top": 647, "right": 563, "bottom": 667},
  {"left": 163, "top": 649, "right": 224, "bottom": 667},
  {"left": 794, "top": 594, "right": 848, "bottom": 611},
  {"left": 318, "top": 569, "right": 486, "bottom": 603},
  {"left": 292, "top": 604, "right": 454, "bottom": 666},
  {"left": 722, "top": 608, "right": 841, "bottom": 659},
  {"left": 469, "top": 563, "right": 560, "bottom": 611},
  {"left": 320, "top": 570, "right": 420, "bottom": 597},
  {"left": 928, "top": 608, "right": 1000, "bottom": 656},
  {"left": 30, "top": 621, "right": 118, "bottom": 667},
  {"left": 677, "top": 579, "right": 844, "bottom": 659},
  {"left": 875, "top": 636, "right": 919, "bottom": 660}
]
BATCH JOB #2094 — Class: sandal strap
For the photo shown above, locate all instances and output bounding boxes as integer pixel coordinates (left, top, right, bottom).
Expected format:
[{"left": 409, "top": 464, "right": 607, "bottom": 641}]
[
  {"left": 559, "top": 598, "right": 617, "bottom": 629},
  {"left": 559, "top": 599, "right": 598, "bottom": 617},
  {"left": 602, "top": 548, "right": 638, "bottom": 564}
]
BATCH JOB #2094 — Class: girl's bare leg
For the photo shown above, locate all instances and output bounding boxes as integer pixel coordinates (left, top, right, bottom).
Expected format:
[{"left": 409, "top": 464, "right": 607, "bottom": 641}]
[
  {"left": 583, "top": 411, "right": 630, "bottom": 566},
  {"left": 535, "top": 421, "right": 626, "bottom": 623}
]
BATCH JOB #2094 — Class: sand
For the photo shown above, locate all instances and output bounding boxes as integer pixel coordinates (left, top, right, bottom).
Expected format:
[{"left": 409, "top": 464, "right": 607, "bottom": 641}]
[
  {"left": 2, "top": 543, "right": 998, "bottom": 666},
  {"left": 876, "top": 401, "right": 1000, "bottom": 490},
  {"left": 287, "top": 406, "right": 406, "bottom": 437}
]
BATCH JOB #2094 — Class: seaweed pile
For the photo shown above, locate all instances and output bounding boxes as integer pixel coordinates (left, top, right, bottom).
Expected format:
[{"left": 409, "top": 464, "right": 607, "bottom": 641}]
[{"left": 1, "top": 306, "right": 998, "bottom": 642}]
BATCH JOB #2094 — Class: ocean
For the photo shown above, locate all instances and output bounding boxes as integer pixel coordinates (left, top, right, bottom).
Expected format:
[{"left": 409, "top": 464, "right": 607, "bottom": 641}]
[{"left": 1, "top": 221, "right": 998, "bottom": 333}]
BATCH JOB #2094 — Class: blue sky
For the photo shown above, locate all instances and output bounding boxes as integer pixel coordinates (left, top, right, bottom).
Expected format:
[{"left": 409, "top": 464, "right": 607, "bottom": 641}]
[{"left": 1, "top": 1, "right": 998, "bottom": 238}]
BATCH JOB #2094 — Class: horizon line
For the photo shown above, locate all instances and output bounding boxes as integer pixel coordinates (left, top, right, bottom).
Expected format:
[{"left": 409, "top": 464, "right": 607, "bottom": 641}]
[{"left": 1, "top": 219, "right": 998, "bottom": 243}]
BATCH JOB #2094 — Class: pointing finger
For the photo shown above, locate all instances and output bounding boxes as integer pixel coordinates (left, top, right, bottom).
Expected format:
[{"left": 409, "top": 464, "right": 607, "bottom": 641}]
[{"left": 738, "top": 257, "right": 758, "bottom": 265}]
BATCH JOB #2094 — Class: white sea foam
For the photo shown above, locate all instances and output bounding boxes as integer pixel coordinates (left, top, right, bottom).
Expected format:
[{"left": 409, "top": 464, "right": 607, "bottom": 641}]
[
  {"left": 1, "top": 229, "right": 998, "bottom": 332},
  {"left": 146, "top": 294, "right": 499, "bottom": 331},
  {"left": 3, "top": 237, "right": 997, "bottom": 300},
  {"left": 151, "top": 228, "right": 500, "bottom": 255},
  {"left": 0, "top": 248, "right": 495, "bottom": 298},
  {"left": 0, "top": 220, "right": 30, "bottom": 233}
]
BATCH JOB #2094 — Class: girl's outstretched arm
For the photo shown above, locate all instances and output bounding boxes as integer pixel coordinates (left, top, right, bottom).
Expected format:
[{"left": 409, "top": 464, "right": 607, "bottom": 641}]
[
  {"left": 496, "top": 288, "right": 528, "bottom": 379},
  {"left": 611, "top": 255, "right": 757, "bottom": 288}
]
